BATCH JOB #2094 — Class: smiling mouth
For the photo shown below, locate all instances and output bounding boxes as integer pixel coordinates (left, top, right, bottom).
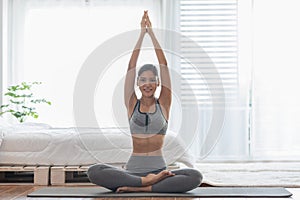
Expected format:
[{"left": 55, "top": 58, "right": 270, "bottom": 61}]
[{"left": 143, "top": 87, "right": 152, "bottom": 92}]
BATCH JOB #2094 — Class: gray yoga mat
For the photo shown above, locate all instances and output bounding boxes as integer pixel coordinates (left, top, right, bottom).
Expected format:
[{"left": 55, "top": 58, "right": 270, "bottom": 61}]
[{"left": 27, "top": 187, "right": 292, "bottom": 198}]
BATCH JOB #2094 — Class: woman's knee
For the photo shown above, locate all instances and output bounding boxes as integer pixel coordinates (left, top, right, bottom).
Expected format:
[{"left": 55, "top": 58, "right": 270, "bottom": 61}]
[
  {"left": 185, "top": 168, "right": 203, "bottom": 186},
  {"left": 87, "top": 163, "right": 111, "bottom": 182}
]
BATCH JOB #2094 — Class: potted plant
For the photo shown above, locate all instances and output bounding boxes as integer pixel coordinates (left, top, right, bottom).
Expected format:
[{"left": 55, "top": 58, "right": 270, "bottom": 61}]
[{"left": 0, "top": 82, "right": 51, "bottom": 123}]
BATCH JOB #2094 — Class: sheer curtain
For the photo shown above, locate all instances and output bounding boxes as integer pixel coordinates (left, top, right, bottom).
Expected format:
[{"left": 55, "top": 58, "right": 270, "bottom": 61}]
[
  {"left": 252, "top": 0, "right": 300, "bottom": 159},
  {"left": 7, "top": 0, "right": 161, "bottom": 127},
  {"left": 164, "top": 0, "right": 252, "bottom": 160}
]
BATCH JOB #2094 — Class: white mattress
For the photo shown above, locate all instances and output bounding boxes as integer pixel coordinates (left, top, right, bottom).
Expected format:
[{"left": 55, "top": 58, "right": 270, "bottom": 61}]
[{"left": 0, "top": 127, "right": 195, "bottom": 167}]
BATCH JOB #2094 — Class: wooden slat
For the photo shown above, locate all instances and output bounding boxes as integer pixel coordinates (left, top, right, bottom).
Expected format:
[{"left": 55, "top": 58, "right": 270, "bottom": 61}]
[
  {"left": 0, "top": 165, "right": 49, "bottom": 186},
  {"left": 65, "top": 166, "right": 86, "bottom": 171},
  {"left": 51, "top": 165, "right": 91, "bottom": 186}
]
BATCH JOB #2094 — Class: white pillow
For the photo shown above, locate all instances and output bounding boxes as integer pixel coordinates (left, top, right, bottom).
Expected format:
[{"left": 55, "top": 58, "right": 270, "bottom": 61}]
[{"left": 0, "top": 116, "right": 12, "bottom": 129}]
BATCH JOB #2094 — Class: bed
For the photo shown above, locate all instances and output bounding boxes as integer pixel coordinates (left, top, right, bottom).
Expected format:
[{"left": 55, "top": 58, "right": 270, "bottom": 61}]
[{"left": 0, "top": 121, "right": 195, "bottom": 168}]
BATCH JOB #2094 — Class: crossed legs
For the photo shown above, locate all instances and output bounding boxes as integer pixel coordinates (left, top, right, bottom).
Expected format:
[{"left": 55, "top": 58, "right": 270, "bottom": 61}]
[{"left": 87, "top": 163, "right": 202, "bottom": 193}]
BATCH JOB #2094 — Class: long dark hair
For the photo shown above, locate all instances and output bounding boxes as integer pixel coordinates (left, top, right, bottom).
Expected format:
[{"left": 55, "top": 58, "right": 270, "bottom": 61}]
[{"left": 138, "top": 64, "right": 158, "bottom": 77}]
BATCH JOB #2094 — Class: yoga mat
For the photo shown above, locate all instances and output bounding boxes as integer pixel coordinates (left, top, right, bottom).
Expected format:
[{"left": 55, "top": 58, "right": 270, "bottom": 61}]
[{"left": 27, "top": 187, "right": 292, "bottom": 198}]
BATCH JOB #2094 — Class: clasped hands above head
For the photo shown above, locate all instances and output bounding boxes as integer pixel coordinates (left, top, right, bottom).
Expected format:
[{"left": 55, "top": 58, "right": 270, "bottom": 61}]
[{"left": 140, "top": 10, "right": 153, "bottom": 34}]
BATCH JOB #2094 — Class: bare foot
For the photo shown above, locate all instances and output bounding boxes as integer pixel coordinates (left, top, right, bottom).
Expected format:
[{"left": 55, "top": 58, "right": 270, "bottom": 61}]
[
  {"left": 141, "top": 170, "right": 175, "bottom": 186},
  {"left": 116, "top": 186, "right": 152, "bottom": 193}
]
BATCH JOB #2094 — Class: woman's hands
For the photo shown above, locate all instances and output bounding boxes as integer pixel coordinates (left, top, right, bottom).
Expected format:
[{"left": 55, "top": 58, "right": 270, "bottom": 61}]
[
  {"left": 140, "top": 10, "right": 153, "bottom": 35},
  {"left": 140, "top": 11, "right": 147, "bottom": 34},
  {"left": 145, "top": 11, "right": 153, "bottom": 34}
]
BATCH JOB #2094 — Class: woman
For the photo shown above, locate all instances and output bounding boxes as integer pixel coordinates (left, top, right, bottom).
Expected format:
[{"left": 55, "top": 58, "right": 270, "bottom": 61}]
[{"left": 87, "top": 11, "right": 202, "bottom": 193}]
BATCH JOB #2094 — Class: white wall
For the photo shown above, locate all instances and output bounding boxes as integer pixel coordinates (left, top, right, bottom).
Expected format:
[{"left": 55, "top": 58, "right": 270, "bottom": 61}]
[
  {"left": 0, "top": 0, "right": 3, "bottom": 106},
  {"left": 0, "top": 0, "right": 8, "bottom": 109}
]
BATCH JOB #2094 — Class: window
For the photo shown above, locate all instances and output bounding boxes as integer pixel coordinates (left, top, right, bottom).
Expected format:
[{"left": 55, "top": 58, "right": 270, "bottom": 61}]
[
  {"left": 178, "top": 0, "right": 300, "bottom": 161},
  {"left": 178, "top": 0, "right": 249, "bottom": 160},
  {"left": 180, "top": 0, "right": 238, "bottom": 105}
]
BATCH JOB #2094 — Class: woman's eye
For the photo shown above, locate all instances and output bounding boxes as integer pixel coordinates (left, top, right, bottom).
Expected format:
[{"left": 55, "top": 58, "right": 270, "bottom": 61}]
[{"left": 138, "top": 77, "right": 157, "bottom": 84}]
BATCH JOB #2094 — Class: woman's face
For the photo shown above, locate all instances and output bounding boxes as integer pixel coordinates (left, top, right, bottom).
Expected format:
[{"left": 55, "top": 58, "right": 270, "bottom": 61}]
[{"left": 137, "top": 70, "right": 159, "bottom": 98}]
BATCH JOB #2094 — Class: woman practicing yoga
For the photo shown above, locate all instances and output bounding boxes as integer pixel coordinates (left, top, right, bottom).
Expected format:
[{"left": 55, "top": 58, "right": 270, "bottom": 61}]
[{"left": 87, "top": 11, "right": 203, "bottom": 193}]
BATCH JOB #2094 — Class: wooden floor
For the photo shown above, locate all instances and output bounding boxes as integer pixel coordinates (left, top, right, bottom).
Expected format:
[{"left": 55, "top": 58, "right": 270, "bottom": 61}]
[{"left": 0, "top": 185, "right": 299, "bottom": 200}]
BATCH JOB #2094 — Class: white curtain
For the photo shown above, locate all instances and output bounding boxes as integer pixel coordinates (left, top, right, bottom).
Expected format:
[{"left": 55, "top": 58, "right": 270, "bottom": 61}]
[
  {"left": 252, "top": 0, "right": 300, "bottom": 159},
  {"left": 166, "top": 0, "right": 252, "bottom": 160},
  {"left": 8, "top": 0, "right": 161, "bottom": 127},
  {"left": 197, "top": 0, "right": 252, "bottom": 158}
]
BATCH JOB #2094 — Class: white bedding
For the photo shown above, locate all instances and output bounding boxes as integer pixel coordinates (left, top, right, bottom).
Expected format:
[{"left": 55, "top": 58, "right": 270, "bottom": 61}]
[{"left": 0, "top": 127, "right": 195, "bottom": 167}]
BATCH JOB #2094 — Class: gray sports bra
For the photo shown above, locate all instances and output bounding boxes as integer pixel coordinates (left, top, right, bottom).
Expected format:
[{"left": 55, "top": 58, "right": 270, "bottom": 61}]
[{"left": 129, "top": 99, "right": 168, "bottom": 134}]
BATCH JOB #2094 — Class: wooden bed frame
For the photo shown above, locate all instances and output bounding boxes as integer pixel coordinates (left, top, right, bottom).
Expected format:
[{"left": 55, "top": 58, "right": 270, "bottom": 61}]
[{"left": 0, "top": 163, "right": 180, "bottom": 185}]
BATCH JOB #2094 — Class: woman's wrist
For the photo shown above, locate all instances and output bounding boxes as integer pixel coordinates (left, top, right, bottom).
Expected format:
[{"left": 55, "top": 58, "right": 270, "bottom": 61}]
[
  {"left": 148, "top": 31, "right": 155, "bottom": 39},
  {"left": 147, "top": 29, "right": 154, "bottom": 36},
  {"left": 140, "top": 29, "right": 147, "bottom": 36}
]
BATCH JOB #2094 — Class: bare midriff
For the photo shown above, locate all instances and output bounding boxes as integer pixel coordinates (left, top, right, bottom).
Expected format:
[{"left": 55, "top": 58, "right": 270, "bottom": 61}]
[{"left": 131, "top": 134, "right": 165, "bottom": 156}]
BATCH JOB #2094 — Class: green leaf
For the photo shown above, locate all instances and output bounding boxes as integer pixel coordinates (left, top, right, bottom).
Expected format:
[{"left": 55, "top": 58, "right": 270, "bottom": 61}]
[
  {"left": 8, "top": 85, "right": 20, "bottom": 92},
  {"left": 22, "top": 106, "right": 35, "bottom": 111},
  {"left": 18, "top": 93, "right": 33, "bottom": 98},
  {"left": 30, "top": 99, "right": 40, "bottom": 103},
  {"left": 20, "top": 82, "right": 31, "bottom": 90},
  {"left": 3, "top": 81, "right": 49, "bottom": 122},
  {"left": 5, "top": 92, "right": 18, "bottom": 98},
  {"left": 30, "top": 99, "right": 51, "bottom": 104},
  {"left": 9, "top": 99, "right": 25, "bottom": 104},
  {"left": 32, "top": 82, "right": 42, "bottom": 85},
  {"left": 29, "top": 111, "right": 39, "bottom": 119},
  {"left": 4, "top": 92, "right": 33, "bottom": 98},
  {"left": 0, "top": 104, "right": 9, "bottom": 109},
  {"left": 12, "top": 111, "right": 26, "bottom": 119}
]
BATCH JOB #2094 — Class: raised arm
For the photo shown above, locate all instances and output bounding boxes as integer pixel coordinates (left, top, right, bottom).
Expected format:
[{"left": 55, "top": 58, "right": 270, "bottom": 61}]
[
  {"left": 146, "top": 13, "right": 172, "bottom": 108},
  {"left": 124, "top": 12, "right": 147, "bottom": 112}
]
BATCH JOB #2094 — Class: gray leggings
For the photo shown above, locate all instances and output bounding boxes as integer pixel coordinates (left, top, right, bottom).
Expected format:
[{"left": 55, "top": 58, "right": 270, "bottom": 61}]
[{"left": 87, "top": 163, "right": 203, "bottom": 193}]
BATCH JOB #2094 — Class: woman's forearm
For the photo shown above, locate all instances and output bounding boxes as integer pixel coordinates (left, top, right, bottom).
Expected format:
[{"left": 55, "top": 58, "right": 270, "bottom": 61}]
[
  {"left": 148, "top": 31, "right": 171, "bottom": 92},
  {"left": 148, "top": 31, "right": 167, "bottom": 66},
  {"left": 128, "top": 32, "right": 146, "bottom": 69}
]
